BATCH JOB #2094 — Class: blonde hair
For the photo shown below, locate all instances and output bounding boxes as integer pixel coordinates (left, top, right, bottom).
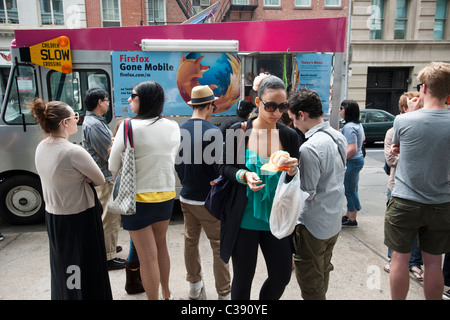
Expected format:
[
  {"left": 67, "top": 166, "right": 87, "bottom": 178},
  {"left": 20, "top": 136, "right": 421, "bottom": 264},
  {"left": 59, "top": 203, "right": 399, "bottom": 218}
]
[
  {"left": 398, "top": 91, "right": 419, "bottom": 114},
  {"left": 417, "top": 62, "right": 450, "bottom": 100}
]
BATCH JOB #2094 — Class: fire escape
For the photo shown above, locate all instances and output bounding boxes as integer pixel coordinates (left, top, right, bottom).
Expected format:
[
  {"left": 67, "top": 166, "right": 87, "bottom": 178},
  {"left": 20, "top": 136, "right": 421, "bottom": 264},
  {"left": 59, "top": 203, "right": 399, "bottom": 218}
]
[{"left": 176, "top": 0, "right": 258, "bottom": 23}]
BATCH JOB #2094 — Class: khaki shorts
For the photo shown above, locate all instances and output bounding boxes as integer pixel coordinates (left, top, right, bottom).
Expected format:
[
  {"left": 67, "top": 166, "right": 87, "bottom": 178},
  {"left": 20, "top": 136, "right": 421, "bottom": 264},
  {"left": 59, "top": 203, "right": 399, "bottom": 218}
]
[{"left": 384, "top": 197, "right": 450, "bottom": 255}]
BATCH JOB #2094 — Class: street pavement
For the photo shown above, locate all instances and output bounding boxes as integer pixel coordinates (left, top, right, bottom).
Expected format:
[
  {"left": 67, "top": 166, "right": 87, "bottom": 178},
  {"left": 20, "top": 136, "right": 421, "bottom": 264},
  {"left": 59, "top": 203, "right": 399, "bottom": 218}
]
[{"left": 0, "top": 146, "right": 446, "bottom": 301}]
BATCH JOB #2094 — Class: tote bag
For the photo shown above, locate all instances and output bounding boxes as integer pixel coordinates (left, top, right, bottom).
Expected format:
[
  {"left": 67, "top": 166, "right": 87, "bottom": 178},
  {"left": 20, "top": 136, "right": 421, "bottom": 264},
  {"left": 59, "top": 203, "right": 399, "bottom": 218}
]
[
  {"left": 270, "top": 171, "right": 308, "bottom": 239},
  {"left": 108, "top": 120, "right": 136, "bottom": 215}
]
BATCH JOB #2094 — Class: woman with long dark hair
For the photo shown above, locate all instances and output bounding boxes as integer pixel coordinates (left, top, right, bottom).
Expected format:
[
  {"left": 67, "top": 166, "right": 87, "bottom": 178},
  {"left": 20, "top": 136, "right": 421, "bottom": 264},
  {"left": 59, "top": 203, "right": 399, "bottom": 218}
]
[
  {"left": 340, "top": 99, "right": 365, "bottom": 227},
  {"left": 109, "top": 81, "right": 180, "bottom": 300},
  {"left": 219, "top": 75, "right": 300, "bottom": 299}
]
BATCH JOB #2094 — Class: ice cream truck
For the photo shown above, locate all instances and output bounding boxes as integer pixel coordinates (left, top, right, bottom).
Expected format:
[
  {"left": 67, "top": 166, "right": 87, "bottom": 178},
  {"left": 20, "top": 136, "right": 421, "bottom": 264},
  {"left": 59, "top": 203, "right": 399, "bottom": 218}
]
[{"left": 0, "top": 18, "right": 346, "bottom": 224}]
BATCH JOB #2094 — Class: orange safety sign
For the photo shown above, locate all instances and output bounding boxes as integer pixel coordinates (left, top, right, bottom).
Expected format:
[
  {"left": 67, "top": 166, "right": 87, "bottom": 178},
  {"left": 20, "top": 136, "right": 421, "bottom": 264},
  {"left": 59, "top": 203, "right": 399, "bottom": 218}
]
[{"left": 29, "top": 36, "right": 72, "bottom": 74}]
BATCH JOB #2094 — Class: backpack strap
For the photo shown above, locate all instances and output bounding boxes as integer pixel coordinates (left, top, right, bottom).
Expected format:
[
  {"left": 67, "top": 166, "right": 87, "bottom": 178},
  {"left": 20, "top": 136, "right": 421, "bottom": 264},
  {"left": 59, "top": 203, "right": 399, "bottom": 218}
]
[{"left": 315, "top": 129, "right": 346, "bottom": 166}]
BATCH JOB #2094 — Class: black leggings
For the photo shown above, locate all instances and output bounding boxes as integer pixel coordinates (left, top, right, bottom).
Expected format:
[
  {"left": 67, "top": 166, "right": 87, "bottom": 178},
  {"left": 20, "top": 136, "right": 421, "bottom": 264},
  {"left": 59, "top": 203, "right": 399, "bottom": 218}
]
[{"left": 231, "top": 228, "right": 292, "bottom": 300}]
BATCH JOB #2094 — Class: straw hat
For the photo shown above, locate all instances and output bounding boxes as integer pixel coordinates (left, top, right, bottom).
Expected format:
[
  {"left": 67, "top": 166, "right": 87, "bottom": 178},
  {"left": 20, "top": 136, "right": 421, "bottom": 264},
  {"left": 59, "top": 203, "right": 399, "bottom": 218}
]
[{"left": 187, "top": 85, "right": 219, "bottom": 105}]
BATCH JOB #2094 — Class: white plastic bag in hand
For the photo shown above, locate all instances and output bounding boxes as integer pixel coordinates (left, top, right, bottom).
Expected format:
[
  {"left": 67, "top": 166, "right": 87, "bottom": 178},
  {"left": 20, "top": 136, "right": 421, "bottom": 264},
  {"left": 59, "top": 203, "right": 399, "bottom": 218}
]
[{"left": 270, "top": 171, "right": 308, "bottom": 239}]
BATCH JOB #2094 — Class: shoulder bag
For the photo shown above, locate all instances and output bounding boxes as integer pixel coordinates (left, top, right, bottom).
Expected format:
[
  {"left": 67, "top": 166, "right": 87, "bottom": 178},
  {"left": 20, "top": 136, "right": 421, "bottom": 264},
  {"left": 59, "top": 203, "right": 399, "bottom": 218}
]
[
  {"left": 204, "top": 122, "right": 247, "bottom": 221},
  {"left": 108, "top": 120, "right": 136, "bottom": 215}
]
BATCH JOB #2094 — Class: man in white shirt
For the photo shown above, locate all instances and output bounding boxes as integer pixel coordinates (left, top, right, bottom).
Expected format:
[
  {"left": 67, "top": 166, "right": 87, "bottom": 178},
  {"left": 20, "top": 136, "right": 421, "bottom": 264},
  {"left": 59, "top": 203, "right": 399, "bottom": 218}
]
[{"left": 287, "top": 87, "right": 347, "bottom": 300}]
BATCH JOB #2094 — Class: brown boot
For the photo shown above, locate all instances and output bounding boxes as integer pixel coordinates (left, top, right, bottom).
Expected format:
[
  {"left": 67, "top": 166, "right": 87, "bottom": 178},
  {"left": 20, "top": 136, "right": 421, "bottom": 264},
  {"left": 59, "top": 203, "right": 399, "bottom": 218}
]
[{"left": 125, "top": 261, "right": 145, "bottom": 294}]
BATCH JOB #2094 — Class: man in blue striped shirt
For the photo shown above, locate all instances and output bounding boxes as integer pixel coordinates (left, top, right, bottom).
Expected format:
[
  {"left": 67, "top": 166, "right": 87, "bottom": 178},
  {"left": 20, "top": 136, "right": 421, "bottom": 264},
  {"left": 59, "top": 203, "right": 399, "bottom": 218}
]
[{"left": 83, "top": 88, "right": 125, "bottom": 270}]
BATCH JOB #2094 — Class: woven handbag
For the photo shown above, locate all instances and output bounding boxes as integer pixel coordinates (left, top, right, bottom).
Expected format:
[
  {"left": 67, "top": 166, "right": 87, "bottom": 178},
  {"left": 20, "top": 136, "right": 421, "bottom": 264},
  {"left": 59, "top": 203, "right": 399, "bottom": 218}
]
[{"left": 108, "top": 120, "right": 136, "bottom": 215}]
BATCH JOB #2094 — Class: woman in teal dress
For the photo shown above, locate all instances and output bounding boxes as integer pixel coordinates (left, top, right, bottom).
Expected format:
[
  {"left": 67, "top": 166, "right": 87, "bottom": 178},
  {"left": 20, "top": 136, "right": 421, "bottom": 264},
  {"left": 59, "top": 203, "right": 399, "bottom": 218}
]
[{"left": 219, "top": 75, "right": 301, "bottom": 300}]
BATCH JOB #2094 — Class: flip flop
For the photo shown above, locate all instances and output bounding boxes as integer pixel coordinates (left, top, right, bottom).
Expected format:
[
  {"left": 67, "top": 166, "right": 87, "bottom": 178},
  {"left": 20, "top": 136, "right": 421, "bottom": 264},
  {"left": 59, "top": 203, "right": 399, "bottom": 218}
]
[{"left": 409, "top": 266, "right": 424, "bottom": 281}]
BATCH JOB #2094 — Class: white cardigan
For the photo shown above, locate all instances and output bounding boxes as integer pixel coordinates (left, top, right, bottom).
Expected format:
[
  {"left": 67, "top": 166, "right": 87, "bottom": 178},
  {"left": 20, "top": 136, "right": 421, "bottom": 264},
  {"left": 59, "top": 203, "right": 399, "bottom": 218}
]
[
  {"left": 35, "top": 138, "right": 105, "bottom": 215},
  {"left": 109, "top": 118, "right": 180, "bottom": 194}
]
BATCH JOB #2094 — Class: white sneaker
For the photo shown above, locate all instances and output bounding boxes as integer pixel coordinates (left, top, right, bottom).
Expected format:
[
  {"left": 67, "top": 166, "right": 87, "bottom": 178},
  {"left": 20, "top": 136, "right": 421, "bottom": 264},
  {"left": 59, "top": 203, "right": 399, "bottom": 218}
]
[
  {"left": 218, "top": 293, "right": 230, "bottom": 300},
  {"left": 189, "top": 281, "right": 206, "bottom": 300}
]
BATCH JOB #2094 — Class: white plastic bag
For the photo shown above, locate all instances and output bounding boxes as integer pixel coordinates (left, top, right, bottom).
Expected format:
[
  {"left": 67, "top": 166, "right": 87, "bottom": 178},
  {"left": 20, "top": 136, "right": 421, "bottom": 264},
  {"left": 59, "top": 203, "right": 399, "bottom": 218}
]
[{"left": 270, "top": 171, "right": 308, "bottom": 239}]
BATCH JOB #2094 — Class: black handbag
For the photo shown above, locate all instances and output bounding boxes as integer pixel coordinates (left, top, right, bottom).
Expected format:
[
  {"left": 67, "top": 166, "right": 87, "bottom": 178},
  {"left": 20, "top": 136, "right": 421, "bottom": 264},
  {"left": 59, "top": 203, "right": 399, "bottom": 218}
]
[
  {"left": 204, "top": 175, "right": 231, "bottom": 221},
  {"left": 204, "top": 122, "right": 247, "bottom": 221}
]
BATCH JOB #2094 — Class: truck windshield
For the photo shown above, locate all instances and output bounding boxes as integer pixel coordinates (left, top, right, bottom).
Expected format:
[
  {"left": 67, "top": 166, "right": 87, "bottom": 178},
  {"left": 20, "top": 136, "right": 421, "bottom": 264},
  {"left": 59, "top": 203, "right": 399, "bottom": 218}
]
[
  {"left": 3, "top": 65, "right": 38, "bottom": 125},
  {"left": 48, "top": 70, "right": 111, "bottom": 123}
]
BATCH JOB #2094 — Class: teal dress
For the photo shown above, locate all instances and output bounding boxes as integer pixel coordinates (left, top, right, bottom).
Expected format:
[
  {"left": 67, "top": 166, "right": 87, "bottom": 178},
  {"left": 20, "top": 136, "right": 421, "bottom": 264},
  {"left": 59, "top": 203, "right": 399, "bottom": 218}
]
[{"left": 240, "top": 149, "right": 282, "bottom": 231}]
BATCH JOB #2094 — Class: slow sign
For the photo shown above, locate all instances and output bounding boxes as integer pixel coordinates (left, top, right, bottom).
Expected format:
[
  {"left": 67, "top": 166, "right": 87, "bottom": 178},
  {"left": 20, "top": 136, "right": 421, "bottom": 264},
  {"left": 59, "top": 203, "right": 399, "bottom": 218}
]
[{"left": 29, "top": 36, "right": 72, "bottom": 74}]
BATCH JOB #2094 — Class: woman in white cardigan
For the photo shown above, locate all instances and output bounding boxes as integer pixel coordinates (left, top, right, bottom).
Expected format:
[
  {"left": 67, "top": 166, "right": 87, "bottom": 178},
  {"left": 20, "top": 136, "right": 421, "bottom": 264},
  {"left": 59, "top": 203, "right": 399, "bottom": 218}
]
[{"left": 109, "top": 81, "right": 180, "bottom": 300}]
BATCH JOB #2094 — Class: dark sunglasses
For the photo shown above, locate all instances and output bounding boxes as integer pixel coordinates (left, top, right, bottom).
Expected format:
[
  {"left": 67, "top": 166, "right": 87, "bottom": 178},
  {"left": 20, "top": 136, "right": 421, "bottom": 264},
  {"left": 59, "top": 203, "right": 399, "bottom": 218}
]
[
  {"left": 416, "top": 83, "right": 423, "bottom": 92},
  {"left": 212, "top": 102, "right": 217, "bottom": 112},
  {"left": 131, "top": 93, "right": 139, "bottom": 100},
  {"left": 261, "top": 100, "right": 288, "bottom": 113}
]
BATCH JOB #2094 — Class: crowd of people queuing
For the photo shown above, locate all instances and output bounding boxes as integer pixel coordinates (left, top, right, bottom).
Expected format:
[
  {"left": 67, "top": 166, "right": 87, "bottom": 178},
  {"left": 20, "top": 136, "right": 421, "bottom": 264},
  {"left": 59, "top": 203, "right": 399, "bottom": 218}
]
[{"left": 23, "top": 61, "right": 449, "bottom": 300}]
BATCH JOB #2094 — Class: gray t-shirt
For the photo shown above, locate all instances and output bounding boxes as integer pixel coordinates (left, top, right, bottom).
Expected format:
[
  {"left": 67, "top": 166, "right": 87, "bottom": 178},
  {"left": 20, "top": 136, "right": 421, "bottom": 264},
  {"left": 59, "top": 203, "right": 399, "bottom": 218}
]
[
  {"left": 341, "top": 122, "right": 364, "bottom": 160},
  {"left": 392, "top": 109, "right": 450, "bottom": 204}
]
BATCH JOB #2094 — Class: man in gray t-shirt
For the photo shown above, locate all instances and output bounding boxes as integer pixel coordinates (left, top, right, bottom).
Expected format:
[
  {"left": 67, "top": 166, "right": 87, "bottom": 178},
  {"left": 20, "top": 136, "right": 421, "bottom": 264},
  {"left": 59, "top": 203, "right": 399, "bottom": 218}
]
[
  {"left": 392, "top": 109, "right": 450, "bottom": 204},
  {"left": 385, "top": 62, "right": 450, "bottom": 300}
]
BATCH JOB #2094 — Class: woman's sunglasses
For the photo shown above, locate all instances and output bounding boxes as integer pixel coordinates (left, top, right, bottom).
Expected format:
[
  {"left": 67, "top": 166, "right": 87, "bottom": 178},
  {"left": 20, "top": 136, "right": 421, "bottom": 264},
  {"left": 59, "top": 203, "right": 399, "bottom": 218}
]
[
  {"left": 131, "top": 93, "right": 139, "bottom": 100},
  {"left": 261, "top": 100, "right": 288, "bottom": 113},
  {"left": 59, "top": 112, "right": 79, "bottom": 125}
]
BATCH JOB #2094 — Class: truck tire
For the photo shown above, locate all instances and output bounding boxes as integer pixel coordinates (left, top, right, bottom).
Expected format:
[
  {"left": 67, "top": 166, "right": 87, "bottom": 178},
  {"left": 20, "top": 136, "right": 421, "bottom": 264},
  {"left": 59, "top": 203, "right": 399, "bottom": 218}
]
[{"left": 0, "top": 174, "right": 45, "bottom": 225}]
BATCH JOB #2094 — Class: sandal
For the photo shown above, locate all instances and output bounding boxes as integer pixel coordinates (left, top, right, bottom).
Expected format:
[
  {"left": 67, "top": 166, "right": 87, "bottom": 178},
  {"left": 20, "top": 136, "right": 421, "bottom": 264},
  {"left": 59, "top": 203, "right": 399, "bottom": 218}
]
[{"left": 409, "top": 266, "right": 424, "bottom": 281}]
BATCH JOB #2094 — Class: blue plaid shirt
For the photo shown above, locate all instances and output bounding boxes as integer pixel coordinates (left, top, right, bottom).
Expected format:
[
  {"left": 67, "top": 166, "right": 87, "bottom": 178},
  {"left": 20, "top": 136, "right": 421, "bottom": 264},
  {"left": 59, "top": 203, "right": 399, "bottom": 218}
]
[{"left": 82, "top": 111, "right": 113, "bottom": 181}]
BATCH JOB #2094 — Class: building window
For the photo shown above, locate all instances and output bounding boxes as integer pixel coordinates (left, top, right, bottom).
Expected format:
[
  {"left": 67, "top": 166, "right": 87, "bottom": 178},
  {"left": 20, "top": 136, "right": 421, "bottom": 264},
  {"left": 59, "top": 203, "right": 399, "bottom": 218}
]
[
  {"left": 434, "top": 0, "right": 447, "bottom": 39},
  {"left": 234, "top": 0, "right": 250, "bottom": 5},
  {"left": 394, "top": 0, "right": 408, "bottom": 39},
  {"left": 369, "top": 0, "right": 384, "bottom": 39},
  {"left": 325, "top": 0, "right": 341, "bottom": 7},
  {"left": 0, "top": 0, "right": 18, "bottom": 24},
  {"left": 147, "top": 0, "right": 165, "bottom": 25},
  {"left": 295, "top": 0, "right": 311, "bottom": 7},
  {"left": 264, "top": 0, "right": 280, "bottom": 6},
  {"left": 40, "top": 0, "right": 64, "bottom": 25},
  {"left": 102, "top": 0, "right": 120, "bottom": 27}
]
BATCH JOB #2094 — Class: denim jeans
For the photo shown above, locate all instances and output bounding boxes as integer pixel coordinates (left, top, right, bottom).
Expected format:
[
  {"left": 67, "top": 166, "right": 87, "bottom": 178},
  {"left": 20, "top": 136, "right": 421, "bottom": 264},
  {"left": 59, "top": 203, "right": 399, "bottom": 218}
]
[
  {"left": 127, "top": 237, "right": 139, "bottom": 263},
  {"left": 344, "top": 156, "right": 364, "bottom": 212}
]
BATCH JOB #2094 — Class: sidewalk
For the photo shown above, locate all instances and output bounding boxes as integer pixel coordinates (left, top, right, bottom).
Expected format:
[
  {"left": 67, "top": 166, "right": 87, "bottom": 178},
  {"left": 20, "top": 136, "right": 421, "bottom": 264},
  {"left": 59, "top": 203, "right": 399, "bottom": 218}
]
[
  {"left": 0, "top": 152, "right": 438, "bottom": 300},
  {"left": 0, "top": 212, "right": 427, "bottom": 300}
]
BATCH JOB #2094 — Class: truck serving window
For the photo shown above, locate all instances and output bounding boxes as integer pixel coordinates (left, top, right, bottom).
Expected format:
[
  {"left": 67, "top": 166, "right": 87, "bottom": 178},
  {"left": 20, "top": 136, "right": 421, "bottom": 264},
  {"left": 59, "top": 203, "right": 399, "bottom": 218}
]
[
  {"left": 3, "top": 65, "right": 38, "bottom": 125},
  {"left": 48, "top": 70, "right": 112, "bottom": 123}
]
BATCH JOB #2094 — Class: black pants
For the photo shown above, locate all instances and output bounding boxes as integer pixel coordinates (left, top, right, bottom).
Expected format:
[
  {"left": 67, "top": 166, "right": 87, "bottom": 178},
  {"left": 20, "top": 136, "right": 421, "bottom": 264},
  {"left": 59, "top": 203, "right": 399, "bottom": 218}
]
[{"left": 231, "top": 228, "right": 292, "bottom": 300}]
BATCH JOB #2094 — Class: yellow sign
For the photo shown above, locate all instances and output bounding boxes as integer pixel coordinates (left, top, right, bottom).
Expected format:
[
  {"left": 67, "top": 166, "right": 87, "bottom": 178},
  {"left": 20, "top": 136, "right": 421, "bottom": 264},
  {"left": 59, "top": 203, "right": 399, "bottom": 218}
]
[{"left": 29, "top": 36, "right": 72, "bottom": 74}]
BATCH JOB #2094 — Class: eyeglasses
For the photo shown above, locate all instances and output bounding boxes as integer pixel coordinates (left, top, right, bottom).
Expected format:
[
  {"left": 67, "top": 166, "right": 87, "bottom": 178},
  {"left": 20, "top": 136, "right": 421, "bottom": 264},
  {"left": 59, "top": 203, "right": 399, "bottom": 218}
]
[
  {"left": 261, "top": 100, "right": 288, "bottom": 113},
  {"left": 212, "top": 102, "right": 217, "bottom": 112},
  {"left": 416, "top": 83, "right": 424, "bottom": 92},
  {"left": 59, "top": 112, "right": 79, "bottom": 125},
  {"left": 131, "top": 93, "right": 138, "bottom": 100},
  {"left": 340, "top": 106, "right": 344, "bottom": 110}
]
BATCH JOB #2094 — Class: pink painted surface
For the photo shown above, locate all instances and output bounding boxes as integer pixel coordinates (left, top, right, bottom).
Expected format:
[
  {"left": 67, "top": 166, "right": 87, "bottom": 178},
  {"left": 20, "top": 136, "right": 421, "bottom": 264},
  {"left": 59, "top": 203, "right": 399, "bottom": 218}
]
[{"left": 13, "top": 18, "right": 346, "bottom": 53}]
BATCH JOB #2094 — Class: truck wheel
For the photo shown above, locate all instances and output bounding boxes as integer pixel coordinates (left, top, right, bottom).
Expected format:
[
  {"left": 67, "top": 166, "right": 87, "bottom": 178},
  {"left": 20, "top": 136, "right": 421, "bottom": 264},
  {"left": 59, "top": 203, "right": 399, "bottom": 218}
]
[{"left": 0, "top": 175, "right": 45, "bottom": 225}]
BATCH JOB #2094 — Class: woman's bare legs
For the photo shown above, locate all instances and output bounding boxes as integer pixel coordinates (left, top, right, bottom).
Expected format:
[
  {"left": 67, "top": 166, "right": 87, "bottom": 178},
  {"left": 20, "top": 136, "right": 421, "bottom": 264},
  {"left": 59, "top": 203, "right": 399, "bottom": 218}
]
[{"left": 129, "top": 219, "right": 171, "bottom": 300}]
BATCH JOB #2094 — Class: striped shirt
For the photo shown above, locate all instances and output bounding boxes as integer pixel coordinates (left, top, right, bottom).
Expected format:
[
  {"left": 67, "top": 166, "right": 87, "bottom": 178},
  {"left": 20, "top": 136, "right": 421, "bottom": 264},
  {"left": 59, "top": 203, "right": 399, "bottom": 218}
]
[{"left": 82, "top": 111, "right": 113, "bottom": 181}]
